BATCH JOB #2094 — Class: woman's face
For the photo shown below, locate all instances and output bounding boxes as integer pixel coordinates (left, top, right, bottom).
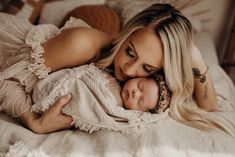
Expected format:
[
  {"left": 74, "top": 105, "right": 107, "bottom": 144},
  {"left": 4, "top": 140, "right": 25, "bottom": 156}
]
[
  {"left": 113, "top": 28, "right": 164, "bottom": 81},
  {"left": 121, "top": 78, "right": 159, "bottom": 112}
]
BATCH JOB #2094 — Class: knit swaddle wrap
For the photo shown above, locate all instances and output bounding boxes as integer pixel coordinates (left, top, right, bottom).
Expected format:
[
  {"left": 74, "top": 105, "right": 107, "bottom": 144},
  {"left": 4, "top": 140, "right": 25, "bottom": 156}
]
[{"left": 32, "top": 64, "right": 168, "bottom": 134}]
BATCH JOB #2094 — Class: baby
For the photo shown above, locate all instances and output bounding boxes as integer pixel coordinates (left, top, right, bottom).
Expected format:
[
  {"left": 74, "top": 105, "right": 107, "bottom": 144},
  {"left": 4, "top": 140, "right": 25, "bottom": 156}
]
[
  {"left": 32, "top": 64, "right": 171, "bottom": 133},
  {"left": 113, "top": 74, "right": 171, "bottom": 113}
]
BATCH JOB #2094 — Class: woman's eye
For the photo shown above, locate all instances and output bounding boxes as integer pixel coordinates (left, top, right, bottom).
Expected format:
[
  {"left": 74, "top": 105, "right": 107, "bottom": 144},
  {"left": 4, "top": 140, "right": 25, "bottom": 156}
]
[
  {"left": 143, "top": 66, "right": 152, "bottom": 73},
  {"left": 125, "top": 47, "right": 135, "bottom": 58}
]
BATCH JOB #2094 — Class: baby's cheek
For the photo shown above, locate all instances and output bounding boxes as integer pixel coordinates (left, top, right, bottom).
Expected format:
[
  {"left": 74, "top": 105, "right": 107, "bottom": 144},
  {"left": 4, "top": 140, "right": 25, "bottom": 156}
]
[
  {"left": 124, "top": 101, "right": 135, "bottom": 110},
  {"left": 123, "top": 100, "right": 128, "bottom": 109}
]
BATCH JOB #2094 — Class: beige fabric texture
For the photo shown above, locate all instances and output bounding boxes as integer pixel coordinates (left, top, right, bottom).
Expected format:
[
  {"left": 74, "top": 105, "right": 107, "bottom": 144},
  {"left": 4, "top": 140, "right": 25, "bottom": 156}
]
[
  {"left": 32, "top": 64, "right": 168, "bottom": 134},
  {"left": 1, "top": 62, "right": 234, "bottom": 157},
  {"left": 0, "top": 13, "right": 90, "bottom": 117}
]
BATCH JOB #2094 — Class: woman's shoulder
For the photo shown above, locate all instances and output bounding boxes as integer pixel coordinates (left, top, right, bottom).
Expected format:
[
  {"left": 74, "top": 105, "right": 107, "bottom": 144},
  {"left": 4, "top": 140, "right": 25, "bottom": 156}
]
[
  {"left": 62, "top": 27, "right": 113, "bottom": 47},
  {"left": 43, "top": 27, "right": 113, "bottom": 71},
  {"left": 59, "top": 27, "right": 114, "bottom": 61},
  {"left": 62, "top": 27, "right": 114, "bottom": 65}
]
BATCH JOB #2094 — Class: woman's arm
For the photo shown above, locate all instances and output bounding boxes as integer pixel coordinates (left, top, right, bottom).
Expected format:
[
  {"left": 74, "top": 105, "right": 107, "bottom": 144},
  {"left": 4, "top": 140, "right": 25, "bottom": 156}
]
[
  {"left": 42, "top": 27, "right": 113, "bottom": 72},
  {"left": 20, "top": 27, "right": 113, "bottom": 133},
  {"left": 191, "top": 44, "right": 218, "bottom": 111},
  {"left": 20, "top": 94, "right": 73, "bottom": 134}
]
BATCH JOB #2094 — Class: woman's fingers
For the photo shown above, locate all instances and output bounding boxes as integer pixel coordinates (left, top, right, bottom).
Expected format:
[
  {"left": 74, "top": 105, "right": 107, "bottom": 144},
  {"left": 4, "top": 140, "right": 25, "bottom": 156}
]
[
  {"left": 53, "top": 94, "right": 72, "bottom": 113},
  {"left": 52, "top": 94, "right": 73, "bottom": 127},
  {"left": 36, "top": 94, "right": 73, "bottom": 133}
]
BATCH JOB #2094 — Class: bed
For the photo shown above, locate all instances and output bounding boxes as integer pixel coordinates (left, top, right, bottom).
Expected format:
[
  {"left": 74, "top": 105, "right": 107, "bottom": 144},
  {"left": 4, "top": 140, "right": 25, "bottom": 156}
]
[{"left": 0, "top": 0, "right": 235, "bottom": 156}]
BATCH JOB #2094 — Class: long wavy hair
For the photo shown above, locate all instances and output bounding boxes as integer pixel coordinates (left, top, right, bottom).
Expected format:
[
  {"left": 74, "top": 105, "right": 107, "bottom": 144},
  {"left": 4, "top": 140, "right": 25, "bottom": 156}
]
[{"left": 96, "top": 3, "right": 234, "bottom": 136}]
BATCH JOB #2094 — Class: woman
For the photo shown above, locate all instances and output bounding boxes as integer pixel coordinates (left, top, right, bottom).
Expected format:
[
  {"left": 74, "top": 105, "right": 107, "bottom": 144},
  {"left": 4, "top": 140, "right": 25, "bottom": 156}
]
[{"left": 0, "top": 4, "right": 230, "bottom": 134}]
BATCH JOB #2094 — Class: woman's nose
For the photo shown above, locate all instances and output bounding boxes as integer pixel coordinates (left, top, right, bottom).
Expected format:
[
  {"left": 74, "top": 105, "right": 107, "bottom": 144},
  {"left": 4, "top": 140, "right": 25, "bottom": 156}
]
[{"left": 124, "top": 62, "right": 138, "bottom": 77}]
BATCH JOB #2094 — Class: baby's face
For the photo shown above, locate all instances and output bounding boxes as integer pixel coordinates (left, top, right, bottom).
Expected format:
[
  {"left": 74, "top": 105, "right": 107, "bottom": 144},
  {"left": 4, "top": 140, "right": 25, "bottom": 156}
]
[{"left": 121, "top": 78, "right": 159, "bottom": 112}]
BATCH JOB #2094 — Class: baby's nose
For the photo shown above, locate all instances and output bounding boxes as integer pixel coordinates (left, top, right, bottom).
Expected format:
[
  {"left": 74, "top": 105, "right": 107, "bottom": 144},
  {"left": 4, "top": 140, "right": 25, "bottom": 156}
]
[
  {"left": 131, "top": 89, "right": 140, "bottom": 98},
  {"left": 124, "top": 62, "right": 138, "bottom": 77}
]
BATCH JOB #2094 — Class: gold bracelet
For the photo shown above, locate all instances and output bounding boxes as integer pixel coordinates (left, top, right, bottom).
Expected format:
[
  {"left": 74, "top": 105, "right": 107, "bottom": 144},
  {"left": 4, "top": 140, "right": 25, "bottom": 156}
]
[{"left": 192, "top": 65, "right": 209, "bottom": 83}]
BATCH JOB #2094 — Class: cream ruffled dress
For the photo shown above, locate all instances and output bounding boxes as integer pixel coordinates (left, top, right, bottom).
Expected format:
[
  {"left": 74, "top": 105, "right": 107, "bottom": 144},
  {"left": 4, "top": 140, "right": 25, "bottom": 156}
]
[{"left": 0, "top": 13, "right": 90, "bottom": 117}]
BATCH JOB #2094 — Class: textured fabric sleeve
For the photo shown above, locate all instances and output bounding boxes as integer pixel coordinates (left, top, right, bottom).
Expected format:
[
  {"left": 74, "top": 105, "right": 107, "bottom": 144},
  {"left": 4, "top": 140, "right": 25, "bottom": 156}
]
[{"left": 0, "top": 80, "right": 32, "bottom": 118}]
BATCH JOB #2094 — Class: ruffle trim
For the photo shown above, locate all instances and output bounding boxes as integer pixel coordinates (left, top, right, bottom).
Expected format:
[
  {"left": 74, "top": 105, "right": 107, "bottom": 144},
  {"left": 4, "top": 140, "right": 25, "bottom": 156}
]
[
  {"left": 25, "top": 25, "right": 59, "bottom": 78},
  {"left": 68, "top": 108, "right": 169, "bottom": 135},
  {"left": 24, "top": 17, "right": 91, "bottom": 79},
  {"left": 69, "top": 114, "right": 140, "bottom": 135}
]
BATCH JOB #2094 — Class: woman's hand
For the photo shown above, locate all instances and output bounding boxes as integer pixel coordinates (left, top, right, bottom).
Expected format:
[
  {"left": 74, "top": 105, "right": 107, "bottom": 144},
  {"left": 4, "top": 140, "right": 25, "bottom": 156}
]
[{"left": 20, "top": 94, "right": 73, "bottom": 134}]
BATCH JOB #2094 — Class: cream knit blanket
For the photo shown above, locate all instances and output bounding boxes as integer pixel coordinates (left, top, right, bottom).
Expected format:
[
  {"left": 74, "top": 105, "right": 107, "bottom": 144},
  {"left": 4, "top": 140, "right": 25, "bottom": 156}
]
[{"left": 32, "top": 64, "right": 168, "bottom": 134}]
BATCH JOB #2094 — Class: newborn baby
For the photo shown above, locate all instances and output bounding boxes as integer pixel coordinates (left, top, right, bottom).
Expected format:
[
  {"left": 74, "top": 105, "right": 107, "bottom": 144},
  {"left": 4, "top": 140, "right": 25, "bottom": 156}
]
[
  {"left": 112, "top": 75, "right": 170, "bottom": 113},
  {"left": 121, "top": 77, "right": 160, "bottom": 112},
  {"left": 32, "top": 64, "right": 171, "bottom": 133}
]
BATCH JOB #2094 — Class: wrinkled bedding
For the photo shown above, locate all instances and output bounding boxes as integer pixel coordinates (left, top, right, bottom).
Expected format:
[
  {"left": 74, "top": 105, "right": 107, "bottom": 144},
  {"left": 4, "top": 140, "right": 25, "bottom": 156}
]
[{"left": 0, "top": 32, "right": 235, "bottom": 157}]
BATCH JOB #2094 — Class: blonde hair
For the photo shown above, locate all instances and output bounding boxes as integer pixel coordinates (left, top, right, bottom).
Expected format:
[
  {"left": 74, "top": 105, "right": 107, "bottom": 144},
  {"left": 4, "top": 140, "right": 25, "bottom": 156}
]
[{"left": 97, "top": 3, "right": 234, "bottom": 136}]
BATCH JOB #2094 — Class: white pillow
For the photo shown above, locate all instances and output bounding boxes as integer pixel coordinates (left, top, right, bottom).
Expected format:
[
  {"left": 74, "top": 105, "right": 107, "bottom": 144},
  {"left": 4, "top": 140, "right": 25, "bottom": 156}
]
[
  {"left": 39, "top": 0, "right": 105, "bottom": 26},
  {"left": 107, "top": 0, "right": 209, "bottom": 33}
]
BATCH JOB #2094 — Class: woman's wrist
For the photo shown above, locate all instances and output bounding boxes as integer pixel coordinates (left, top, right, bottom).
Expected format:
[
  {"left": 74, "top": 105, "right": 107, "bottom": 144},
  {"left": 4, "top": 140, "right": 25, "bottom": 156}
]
[
  {"left": 19, "top": 95, "right": 73, "bottom": 134},
  {"left": 19, "top": 110, "right": 43, "bottom": 134}
]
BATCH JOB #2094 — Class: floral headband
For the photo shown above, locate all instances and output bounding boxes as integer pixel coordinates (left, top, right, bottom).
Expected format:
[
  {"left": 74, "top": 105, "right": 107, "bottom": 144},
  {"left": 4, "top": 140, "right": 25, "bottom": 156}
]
[{"left": 149, "top": 74, "right": 171, "bottom": 114}]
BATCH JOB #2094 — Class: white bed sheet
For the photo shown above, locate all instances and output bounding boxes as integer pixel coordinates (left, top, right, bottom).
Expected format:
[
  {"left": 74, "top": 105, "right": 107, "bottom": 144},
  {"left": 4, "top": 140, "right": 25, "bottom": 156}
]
[{"left": 0, "top": 31, "right": 235, "bottom": 157}]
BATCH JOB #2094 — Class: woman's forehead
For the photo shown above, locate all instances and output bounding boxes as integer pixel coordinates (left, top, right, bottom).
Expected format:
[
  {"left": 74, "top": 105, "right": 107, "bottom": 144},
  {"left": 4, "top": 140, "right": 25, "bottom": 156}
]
[{"left": 127, "top": 28, "right": 164, "bottom": 69}]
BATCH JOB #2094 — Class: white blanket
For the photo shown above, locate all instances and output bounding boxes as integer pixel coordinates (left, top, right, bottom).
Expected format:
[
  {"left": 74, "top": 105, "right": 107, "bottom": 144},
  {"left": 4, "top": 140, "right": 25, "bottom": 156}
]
[
  {"left": 0, "top": 63, "right": 235, "bottom": 157},
  {"left": 32, "top": 64, "right": 168, "bottom": 134}
]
